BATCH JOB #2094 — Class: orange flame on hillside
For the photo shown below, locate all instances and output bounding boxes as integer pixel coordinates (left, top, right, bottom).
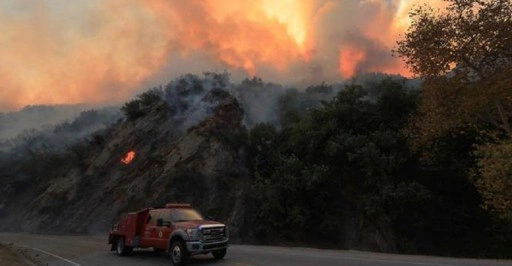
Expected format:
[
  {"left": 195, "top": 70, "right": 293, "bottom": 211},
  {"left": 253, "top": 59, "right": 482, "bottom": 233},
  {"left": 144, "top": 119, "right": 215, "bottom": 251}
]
[
  {"left": 339, "top": 44, "right": 366, "bottom": 78},
  {"left": 121, "top": 150, "right": 136, "bottom": 165}
]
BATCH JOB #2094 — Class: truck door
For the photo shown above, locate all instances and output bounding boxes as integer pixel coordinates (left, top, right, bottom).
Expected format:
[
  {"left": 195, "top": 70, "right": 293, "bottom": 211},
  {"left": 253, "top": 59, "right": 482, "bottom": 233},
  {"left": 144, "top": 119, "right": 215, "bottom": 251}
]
[
  {"left": 141, "top": 210, "right": 160, "bottom": 247},
  {"left": 155, "top": 209, "right": 172, "bottom": 249}
]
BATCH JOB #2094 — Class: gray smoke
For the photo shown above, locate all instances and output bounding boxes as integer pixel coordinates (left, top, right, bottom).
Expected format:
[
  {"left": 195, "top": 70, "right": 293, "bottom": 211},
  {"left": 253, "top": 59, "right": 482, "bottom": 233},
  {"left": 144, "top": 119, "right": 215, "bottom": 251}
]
[{"left": 1, "top": 106, "right": 122, "bottom": 153}]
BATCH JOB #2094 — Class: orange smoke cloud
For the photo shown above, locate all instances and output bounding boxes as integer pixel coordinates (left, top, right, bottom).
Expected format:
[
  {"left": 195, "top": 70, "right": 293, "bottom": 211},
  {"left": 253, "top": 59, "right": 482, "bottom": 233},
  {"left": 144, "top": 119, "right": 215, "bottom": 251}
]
[
  {"left": 0, "top": 0, "right": 445, "bottom": 111},
  {"left": 0, "top": 1, "right": 171, "bottom": 111},
  {"left": 146, "top": 0, "right": 317, "bottom": 74}
]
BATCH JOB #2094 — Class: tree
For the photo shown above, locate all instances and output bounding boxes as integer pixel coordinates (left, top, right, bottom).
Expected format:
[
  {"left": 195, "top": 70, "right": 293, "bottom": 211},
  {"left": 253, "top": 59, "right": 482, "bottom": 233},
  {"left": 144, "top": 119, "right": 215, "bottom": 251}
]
[
  {"left": 248, "top": 123, "right": 278, "bottom": 179},
  {"left": 121, "top": 88, "right": 165, "bottom": 121},
  {"left": 254, "top": 82, "right": 436, "bottom": 249},
  {"left": 395, "top": 0, "right": 512, "bottom": 226},
  {"left": 395, "top": 0, "right": 512, "bottom": 140},
  {"left": 474, "top": 140, "right": 512, "bottom": 222}
]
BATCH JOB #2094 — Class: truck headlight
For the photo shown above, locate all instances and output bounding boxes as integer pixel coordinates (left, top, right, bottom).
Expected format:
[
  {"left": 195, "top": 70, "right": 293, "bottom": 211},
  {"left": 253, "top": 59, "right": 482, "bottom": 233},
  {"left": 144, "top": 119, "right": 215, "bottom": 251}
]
[{"left": 185, "top": 228, "right": 201, "bottom": 241}]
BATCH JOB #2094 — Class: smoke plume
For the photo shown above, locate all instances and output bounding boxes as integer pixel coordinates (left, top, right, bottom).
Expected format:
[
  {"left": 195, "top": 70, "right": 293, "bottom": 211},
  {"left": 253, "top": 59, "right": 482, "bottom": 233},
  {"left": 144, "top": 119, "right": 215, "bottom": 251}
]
[{"left": 0, "top": 0, "right": 443, "bottom": 111}]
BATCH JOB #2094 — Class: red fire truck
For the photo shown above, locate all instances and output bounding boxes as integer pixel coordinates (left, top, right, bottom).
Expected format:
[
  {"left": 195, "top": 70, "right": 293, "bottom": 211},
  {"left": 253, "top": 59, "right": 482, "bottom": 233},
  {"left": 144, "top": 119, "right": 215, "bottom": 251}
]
[{"left": 108, "top": 203, "right": 228, "bottom": 265}]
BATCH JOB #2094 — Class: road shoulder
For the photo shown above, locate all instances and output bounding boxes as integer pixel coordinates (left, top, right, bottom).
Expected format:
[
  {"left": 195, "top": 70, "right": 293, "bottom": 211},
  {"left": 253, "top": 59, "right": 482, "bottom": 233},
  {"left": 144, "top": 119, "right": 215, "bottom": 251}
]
[{"left": 0, "top": 243, "right": 41, "bottom": 266}]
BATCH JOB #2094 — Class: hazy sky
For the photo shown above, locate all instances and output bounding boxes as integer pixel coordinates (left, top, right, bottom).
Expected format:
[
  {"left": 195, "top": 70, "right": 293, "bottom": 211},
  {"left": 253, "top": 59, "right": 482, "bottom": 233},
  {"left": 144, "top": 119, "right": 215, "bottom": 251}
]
[{"left": 0, "top": 0, "right": 443, "bottom": 111}]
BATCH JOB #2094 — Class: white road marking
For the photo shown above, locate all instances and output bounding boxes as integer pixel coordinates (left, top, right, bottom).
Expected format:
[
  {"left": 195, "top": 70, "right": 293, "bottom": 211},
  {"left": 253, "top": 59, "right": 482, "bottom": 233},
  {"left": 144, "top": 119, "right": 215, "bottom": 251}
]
[
  {"left": 19, "top": 245, "right": 82, "bottom": 266},
  {"left": 0, "top": 240, "right": 81, "bottom": 266}
]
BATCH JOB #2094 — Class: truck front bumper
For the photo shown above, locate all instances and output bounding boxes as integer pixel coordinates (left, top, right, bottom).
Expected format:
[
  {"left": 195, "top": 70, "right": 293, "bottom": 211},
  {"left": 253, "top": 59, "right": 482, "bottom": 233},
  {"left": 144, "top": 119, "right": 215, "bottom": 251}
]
[{"left": 186, "top": 239, "right": 228, "bottom": 254}]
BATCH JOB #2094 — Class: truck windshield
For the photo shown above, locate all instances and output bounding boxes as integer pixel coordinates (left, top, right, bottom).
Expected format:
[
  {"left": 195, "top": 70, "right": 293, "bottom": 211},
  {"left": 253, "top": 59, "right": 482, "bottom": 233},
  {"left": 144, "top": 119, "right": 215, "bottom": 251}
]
[{"left": 171, "top": 209, "right": 204, "bottom": 222}]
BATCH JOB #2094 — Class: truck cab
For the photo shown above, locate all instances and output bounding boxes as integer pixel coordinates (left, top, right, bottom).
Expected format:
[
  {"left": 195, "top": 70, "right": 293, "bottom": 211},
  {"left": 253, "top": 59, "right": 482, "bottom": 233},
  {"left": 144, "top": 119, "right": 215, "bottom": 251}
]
[{"left": 108, "top": 203, "right": 228, "bottom": 265}]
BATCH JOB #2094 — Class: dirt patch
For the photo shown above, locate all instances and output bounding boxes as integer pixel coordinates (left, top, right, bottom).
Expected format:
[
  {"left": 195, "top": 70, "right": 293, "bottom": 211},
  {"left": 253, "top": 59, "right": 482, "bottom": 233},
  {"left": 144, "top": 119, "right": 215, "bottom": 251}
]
[
  {"left": 0, "top": 244, "right": 29, "bottom": 266},
  {"left": 0, "top": 244, "right": 42, "bottom": 266}
]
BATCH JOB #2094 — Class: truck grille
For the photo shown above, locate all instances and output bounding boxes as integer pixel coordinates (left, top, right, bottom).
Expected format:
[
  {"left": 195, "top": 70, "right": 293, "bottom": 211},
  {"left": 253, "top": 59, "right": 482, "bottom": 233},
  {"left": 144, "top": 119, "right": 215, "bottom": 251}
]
[{"left": 201, "top": 226, "right": 226, "bottom": 241}]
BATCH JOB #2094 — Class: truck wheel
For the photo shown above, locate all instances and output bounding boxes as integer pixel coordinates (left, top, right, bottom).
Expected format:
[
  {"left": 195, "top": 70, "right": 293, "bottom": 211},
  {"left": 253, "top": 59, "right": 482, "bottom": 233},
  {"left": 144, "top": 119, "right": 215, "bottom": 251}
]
[
  {"left": 212, "top": 248, "right": 227, "bottom": 259},
  {"left": 115, "top": 237, "right": 132, "bottom": 256},
  {"left": 169, "top": 240, "right": 188, "bottom": 265}
]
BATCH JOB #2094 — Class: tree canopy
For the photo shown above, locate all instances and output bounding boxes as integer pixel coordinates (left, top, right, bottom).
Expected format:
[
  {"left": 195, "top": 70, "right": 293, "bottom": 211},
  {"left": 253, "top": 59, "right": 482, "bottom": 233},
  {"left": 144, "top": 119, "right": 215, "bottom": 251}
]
[
  {"left": 396, "top": 0, "right": 512, "bottom": 80},
  {"left": 395, "top": 0, "right": 512, "bottom": 140},
  {"left": 395, "top": 0, "right": 512, "bottom": 223}
]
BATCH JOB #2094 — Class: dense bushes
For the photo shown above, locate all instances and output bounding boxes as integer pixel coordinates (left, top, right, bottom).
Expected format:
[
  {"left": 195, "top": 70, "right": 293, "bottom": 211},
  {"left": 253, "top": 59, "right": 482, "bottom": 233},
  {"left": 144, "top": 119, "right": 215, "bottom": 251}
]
[
  {"left": 121, "top": 89, "right": 165, "bottom": 121},
  {"left": 247, "top": 79, "right": 512, "bottom": 257}
]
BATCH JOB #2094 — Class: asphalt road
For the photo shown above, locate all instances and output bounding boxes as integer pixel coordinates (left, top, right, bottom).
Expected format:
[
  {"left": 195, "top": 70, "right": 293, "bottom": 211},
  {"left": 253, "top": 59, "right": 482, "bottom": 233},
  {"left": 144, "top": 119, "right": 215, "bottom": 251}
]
[{"left": 0, "top": 232, "right": 511, "bottom": 266}]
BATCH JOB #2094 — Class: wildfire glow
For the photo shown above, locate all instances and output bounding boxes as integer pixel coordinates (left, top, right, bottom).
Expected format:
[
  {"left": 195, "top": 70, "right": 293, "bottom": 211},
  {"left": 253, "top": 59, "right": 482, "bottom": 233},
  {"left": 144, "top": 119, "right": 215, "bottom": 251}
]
[
  {"left": 0, "top": 0, "right": 446, "bottom": 111},
  {"left": 260, "top": 0, "right": 313, "bottom": 52},
  {"left": 121, "top": 150, "right": 136, "bottom": 165},
  {"left": 339, "top": 44, "right": 366, "bottom": 78}
]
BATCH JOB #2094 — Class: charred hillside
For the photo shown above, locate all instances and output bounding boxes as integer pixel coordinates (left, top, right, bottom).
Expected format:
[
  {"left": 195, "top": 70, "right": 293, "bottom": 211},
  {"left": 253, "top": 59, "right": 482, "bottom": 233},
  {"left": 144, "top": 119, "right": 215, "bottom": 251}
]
[
  {"left": 0, "top": 74, "right": 251, "bottom": 239},
  {"left": 0, "top": 72, "right": 511, "bottom": 258}
]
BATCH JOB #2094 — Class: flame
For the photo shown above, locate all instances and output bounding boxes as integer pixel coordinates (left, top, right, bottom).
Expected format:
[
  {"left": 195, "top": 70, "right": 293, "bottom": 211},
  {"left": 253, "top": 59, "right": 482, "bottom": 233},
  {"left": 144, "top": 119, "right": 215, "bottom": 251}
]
[
  {"left": 121, "top": 150, "right": 136, "bottom": 165},
  {"left": 339, "top": 44, "right": 366, "bottom": 78},
  {"left": 338, "top": 41, "right": 412, "bottom": 79},
  {"left": 1, "top": 0, "right": 448, "bottom": 110},
  {"left": 260, "top": 0, "right": 313, "bottom": 52},
  {"left": 336, "top": 0, "right": 446, "bottom": 79},
  {"left": 148, "top": 0, "right": 316, "bottom": 75}
]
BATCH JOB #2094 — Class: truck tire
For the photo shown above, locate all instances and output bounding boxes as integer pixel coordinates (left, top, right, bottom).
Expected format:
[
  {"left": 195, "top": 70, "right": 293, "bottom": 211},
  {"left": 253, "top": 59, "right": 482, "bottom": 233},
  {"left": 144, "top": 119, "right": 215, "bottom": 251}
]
[
  {"left": 115, "top": 237, "right": 132, "bottom": 256},
  {"left": 169, "top": 240, "right": 188, "bottom": 265},
  {"left": 212, "top": 248, "right": 227, "bottom": 259}
]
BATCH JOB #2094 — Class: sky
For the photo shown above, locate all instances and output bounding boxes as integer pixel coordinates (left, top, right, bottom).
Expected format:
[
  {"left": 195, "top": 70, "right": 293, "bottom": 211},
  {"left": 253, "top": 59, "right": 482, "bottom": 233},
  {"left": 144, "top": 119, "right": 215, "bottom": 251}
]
[{"left": 0, "top": 0, "right": 444, "bottom": 111}]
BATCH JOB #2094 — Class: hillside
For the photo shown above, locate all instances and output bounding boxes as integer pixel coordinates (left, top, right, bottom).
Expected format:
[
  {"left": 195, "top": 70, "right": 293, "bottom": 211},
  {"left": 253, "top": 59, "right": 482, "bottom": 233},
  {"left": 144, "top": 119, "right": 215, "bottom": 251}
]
[
  {"left": 0, "top": 76, "right": 250, "bottom": 238},
  {"left": 0, "top": 73, "right": 511, "bottom": 258}
]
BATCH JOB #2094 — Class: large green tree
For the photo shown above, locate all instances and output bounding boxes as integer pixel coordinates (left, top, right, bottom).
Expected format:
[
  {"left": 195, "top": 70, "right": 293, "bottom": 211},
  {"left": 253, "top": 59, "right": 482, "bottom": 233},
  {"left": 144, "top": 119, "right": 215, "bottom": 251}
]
[
  {"left": 395, "top": 0, "right": 512, "bottom": 222},
  {"left": 395, "top": 0, "right": 512, "bottom": 140},
  {"left": 474, "top": 140, "right": 512, "bottom": 222}
]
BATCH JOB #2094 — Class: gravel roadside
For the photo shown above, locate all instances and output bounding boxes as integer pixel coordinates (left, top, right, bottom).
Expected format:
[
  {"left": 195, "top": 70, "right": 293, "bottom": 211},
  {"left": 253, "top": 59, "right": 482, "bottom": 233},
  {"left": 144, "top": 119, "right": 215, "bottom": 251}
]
[{"left": 0, "top": 243, "right": 43, "bottom": 266}]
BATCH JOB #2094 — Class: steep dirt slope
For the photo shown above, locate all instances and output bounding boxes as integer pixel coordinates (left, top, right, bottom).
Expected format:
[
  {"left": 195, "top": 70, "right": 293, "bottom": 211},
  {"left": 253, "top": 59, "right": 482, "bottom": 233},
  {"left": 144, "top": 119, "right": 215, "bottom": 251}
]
[{"left": 0, "top": 92, "right": 251, "bottom": 239}]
